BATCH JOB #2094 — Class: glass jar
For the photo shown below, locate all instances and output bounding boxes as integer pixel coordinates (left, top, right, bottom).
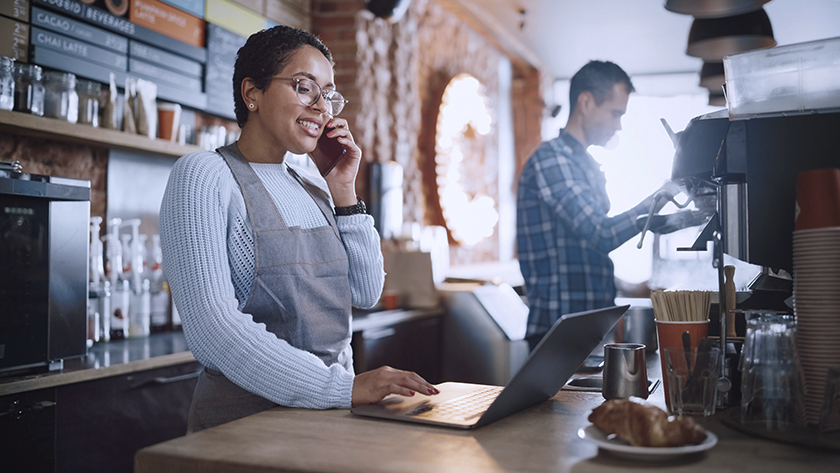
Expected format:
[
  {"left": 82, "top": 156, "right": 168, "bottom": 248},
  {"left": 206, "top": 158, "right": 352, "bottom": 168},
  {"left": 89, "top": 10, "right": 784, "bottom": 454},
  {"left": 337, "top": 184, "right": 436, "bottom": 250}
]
[
  {"left": 44, "top": 71, "right": 79, "bottom": 123},
  {"left": 13, "top": 63, "right": 45, "bottom": 116},
  {"left": 0, "top": 56, "right": 13, "bottom": 111},
  {"left": 76, "top": 79, "right": 101, "bottom": 127}
]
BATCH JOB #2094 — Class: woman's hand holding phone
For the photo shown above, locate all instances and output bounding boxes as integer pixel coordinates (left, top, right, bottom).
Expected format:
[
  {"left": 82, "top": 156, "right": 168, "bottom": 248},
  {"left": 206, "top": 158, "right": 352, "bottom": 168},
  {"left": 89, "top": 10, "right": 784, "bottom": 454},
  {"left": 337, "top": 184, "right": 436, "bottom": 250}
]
[
  {"left": 309, "top": 118, "right": 361, "bottom": 207},
  {"left": 311, "top": 126, "right": 346, "bottom": 177}
]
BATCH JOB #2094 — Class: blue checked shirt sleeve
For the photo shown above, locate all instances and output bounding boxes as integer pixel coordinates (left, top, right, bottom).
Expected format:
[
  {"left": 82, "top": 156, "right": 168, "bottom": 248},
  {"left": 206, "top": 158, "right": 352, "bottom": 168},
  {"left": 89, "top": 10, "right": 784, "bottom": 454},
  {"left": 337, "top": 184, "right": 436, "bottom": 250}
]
[{"left": 535, "top": 150, "right": 652, "bottom": 254}]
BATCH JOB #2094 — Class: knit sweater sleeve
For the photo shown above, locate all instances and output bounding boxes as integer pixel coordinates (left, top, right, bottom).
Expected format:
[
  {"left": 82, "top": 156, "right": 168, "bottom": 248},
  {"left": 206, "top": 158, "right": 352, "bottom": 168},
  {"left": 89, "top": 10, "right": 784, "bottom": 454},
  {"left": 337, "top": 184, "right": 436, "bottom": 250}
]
[
  {"left": 159, "top": 152, "right": 354, "bottom": 409},
  {"left": 336, "top": 214, "right": 385, "bottom": 309}
]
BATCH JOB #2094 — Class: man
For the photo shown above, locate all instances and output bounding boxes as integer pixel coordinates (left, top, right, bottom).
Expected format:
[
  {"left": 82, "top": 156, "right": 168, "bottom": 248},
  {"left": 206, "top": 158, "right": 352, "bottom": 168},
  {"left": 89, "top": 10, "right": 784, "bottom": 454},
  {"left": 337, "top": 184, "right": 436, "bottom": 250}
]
[{"left": 516, "top": 60, "right": 680, "bottom": 348}]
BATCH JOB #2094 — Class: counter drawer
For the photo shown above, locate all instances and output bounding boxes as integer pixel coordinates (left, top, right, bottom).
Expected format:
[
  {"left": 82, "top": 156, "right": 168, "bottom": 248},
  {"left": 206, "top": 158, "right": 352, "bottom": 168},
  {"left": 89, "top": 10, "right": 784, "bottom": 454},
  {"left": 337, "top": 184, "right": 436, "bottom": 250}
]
[
  {"left": 55, "top": 360, "right": 201, "bottom": 473},
  {"left": 0, "top": 388, "right": 57, "bottom": 473}
]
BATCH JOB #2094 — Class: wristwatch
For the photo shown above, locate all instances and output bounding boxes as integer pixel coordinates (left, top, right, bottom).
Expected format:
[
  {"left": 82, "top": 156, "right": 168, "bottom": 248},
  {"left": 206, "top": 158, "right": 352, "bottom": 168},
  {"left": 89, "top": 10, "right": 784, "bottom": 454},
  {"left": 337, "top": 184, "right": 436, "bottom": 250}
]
[{"left": 334, "top": 196, "right": 367, "bottom": 216}]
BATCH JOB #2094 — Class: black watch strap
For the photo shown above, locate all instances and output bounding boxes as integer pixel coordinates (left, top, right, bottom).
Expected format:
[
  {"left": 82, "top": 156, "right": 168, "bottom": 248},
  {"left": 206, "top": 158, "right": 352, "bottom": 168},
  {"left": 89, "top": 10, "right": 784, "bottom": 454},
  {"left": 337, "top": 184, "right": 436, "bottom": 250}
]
[{"left": 334, "top": 196, "right": 367, "bottom": 216}]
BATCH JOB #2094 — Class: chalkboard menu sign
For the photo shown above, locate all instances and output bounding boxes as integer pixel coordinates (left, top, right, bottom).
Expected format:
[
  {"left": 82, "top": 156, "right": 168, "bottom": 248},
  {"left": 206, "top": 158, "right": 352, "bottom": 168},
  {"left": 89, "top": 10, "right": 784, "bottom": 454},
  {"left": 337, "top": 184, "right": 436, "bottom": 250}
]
[
  {"left": 0, "top": 16, "right": 28, "bottom": 62},
  {"left": 31, "top": 26, "right": 128, "bottom": 70},
  {"left": 32, "top": 6, "right": 128, "bottom": 54},
  {"left": 0, "top": 0, "right": 30, "bottom": 23},
  {"left": 204, "top": 23, "right": 244, "bottom": 120},
  {"left": 34, "top": 0, "right": 206, "bottom": 63},
  {"left": 0, "top": 0, "right": 29, "bottom": 62}
]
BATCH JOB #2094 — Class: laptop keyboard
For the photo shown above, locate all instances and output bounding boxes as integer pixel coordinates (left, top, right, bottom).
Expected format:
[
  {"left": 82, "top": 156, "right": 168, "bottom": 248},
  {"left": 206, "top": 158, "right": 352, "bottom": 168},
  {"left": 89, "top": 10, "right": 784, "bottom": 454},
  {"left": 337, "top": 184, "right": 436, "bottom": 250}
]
[{"left": 409, "top": 385, "right": 503, "bottom": 421}]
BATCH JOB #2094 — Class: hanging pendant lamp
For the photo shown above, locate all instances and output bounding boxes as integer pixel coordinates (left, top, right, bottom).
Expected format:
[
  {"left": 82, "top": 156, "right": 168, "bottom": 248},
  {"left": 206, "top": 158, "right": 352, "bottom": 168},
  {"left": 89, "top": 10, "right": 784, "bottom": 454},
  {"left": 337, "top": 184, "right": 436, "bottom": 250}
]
[
  {"left": 708, "top": 92, "right": 727, "bottom": 107},
  {"left": 366, "top": 0, "right": 411, "bottom": 23},
  {"left": 666, "top": 0, "right": 772, "bottom": 19},
  {"left": 686, "top": 8, "right": 776, "bottom": 61},
  {"left": 699, "top": 61, "right": 726, "bottom": 92}
]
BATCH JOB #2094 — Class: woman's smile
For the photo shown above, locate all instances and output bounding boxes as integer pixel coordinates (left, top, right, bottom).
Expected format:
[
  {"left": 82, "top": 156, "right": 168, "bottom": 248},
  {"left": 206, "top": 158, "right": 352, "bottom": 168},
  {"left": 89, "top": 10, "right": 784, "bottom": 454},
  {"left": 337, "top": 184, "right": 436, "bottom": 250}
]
[{"left": 297, "top": 118, "right": 322, "bottom": 137}]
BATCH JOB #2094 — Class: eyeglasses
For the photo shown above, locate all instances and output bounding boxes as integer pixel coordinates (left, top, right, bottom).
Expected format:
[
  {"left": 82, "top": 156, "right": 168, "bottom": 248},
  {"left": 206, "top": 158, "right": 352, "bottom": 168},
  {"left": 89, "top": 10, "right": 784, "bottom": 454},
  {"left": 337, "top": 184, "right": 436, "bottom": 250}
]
[{"left": 273, "top": 77, "right": 348, "bottom": 116}]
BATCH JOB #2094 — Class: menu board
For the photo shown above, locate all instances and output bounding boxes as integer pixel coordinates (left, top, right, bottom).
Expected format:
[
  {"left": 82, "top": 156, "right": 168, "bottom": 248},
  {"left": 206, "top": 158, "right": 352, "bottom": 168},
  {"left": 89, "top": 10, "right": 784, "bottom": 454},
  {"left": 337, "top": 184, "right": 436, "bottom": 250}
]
[
  {"left": 129, "top": 0, "right": 204, "bottom": 48},
  {"left": 31, "top": 6, "right": 128, "bottom": 54},
  {"left": 33, "top": 0, "right": 206, "bottom": 63},
  {"left": 160, "top": 0, "right": 204, "bottom": 19},
  {"left": 31, "top": 26, "right": 128, "bottom": 70},
  {"left": 205, "top": 0, "right": 265, "bottom": 39},
  {"left": 129, "top": 40, "right": 202, "bottom": 78},
  {"left": 0, "top": 0, "right": 30, "bottom": 23},
  {"left": 128, "top": 58, "right": 202, "bottom": 90},
  {"left": 204, "top": 23, "right": 245, "bottom": 120},
  {"left": 0, "top": 15, "right": 28, "bottom": 62}
]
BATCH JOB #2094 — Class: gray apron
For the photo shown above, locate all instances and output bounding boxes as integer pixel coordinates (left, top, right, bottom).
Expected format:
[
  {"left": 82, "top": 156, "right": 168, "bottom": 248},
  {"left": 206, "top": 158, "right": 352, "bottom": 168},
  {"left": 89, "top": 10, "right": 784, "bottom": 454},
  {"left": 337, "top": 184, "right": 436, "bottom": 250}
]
[{"left": 187, "top": 143, "right": 352, "bottom": 433}]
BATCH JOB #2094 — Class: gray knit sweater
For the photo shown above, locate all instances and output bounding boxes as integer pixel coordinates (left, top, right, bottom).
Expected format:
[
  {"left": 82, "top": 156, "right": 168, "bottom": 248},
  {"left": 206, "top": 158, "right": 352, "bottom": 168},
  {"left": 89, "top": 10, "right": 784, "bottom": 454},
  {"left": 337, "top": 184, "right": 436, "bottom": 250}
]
[{"left": 159, "top": 150, "right": 384, "bottom": 409}]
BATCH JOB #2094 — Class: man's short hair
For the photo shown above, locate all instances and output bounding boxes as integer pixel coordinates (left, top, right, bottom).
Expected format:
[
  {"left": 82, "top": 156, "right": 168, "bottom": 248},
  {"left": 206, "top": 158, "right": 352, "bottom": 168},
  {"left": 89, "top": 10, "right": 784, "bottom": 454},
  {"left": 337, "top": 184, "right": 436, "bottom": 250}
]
[{"left": 568, "top": 61, "right": 635, "bottom": 117}]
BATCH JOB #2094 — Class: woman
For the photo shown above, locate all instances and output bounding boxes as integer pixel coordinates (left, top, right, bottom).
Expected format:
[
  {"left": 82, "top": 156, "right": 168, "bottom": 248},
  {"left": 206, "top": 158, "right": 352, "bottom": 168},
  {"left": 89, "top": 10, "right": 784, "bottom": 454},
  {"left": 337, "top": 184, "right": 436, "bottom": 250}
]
[{"left": 160, "top": 25, "right": 438, "bottom": 433}]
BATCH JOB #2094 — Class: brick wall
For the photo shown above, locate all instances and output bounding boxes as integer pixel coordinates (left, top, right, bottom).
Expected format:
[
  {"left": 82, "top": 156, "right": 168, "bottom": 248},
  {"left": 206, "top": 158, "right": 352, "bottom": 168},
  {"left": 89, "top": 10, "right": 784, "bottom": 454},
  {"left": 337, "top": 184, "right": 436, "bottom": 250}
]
[
  {"left": 312, "top": 0, "right": 549, "bottom": 266},
  {"left": 0, "top": 134, "right": 108, "bottom": 218}
]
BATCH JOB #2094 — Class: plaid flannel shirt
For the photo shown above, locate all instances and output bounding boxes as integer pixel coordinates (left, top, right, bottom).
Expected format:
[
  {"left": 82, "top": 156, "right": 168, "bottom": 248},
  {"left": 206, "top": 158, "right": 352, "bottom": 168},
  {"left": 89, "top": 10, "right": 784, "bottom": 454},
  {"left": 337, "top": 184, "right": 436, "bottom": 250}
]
[{"left": 516, "top": 129, "right": 652, "bottom": 337}]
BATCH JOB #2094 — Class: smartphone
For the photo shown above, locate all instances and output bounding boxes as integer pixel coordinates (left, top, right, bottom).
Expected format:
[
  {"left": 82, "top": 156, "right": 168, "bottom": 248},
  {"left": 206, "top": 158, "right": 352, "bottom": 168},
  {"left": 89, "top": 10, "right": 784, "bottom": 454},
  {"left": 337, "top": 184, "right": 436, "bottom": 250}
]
[
  {"left": 577, "top": 354, "right": 605, "bottom": 373},
  {"left": 311, "top": 127, "right": 346, "bottom": 177}
]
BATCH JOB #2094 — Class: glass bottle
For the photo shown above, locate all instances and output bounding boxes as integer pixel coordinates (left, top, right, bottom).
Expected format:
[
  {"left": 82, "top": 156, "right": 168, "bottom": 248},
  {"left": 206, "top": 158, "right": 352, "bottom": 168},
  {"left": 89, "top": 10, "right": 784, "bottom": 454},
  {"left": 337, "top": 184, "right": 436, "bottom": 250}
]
[
  {"left": 0, "top": 56, "right": 13, "bottom": 111},
  {"left": 110, "top": 279, "right": 130, "bottom": 341},
  {"left": 76, "top": 79, "right": 101, "bottom": 127},
  {"left": 128, "top": 278, "right": 151, "bottom": 338},
  {"left": 13, "top": 63, "right": 45, "bottom": 116},
  {"left": 44, "top": 71, "right": 79, "bottom": 123},
  {"left": 98, "top": 281, "right": 111, "bottom": 343}
]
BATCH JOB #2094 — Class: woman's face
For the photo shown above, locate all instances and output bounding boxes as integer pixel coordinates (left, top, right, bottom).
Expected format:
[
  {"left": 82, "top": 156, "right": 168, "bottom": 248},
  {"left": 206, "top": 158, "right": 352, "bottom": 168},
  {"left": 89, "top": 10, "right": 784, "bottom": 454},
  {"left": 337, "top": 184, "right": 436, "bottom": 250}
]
[{"left": 250, "top": 45, "right": 335, "bottom": 155}]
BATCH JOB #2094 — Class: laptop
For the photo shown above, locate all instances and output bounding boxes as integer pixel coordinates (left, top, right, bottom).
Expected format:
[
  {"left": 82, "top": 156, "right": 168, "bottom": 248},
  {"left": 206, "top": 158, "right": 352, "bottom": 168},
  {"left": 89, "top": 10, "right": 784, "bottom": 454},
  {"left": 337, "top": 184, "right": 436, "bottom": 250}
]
[{"left": 350, "top": 304, "right": 628, "bottom": 429}]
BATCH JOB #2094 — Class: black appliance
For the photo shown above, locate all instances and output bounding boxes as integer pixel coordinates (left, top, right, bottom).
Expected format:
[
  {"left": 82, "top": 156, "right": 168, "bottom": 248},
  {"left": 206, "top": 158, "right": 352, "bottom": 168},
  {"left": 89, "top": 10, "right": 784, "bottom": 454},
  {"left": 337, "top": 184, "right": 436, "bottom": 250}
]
[
  {"left": 672, "top": 109, "right": 840, "bottom": 275},
  {"left": 669, "top": 108, "right": 840, "bottom": 407},
  {"left": 0, "top": 169, "right": 90, "bottom": 375}
]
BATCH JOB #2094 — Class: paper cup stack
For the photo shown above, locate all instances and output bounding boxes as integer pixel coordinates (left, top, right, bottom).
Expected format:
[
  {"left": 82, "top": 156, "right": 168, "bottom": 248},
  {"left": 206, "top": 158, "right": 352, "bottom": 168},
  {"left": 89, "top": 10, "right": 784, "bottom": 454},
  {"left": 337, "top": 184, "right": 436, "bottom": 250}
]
[{"left": 792, "top": 168, "right": 840, "bottom": 425}]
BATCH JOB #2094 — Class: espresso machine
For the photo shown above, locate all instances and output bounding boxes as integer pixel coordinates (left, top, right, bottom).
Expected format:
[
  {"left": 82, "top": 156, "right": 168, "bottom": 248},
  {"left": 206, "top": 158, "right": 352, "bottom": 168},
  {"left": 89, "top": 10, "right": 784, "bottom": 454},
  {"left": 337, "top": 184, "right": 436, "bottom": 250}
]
[
  {"left": 669, "top": 108, "right": 840, "bottom": 405},
  {"left": 0, "top": 164, "right": 91, "bottom": 376}
]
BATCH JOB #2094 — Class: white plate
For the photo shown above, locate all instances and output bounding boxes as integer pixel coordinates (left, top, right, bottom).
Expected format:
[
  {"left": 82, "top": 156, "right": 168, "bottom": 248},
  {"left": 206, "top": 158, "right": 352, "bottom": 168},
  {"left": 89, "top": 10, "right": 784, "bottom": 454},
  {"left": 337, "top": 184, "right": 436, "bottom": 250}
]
[{"left": 577, "top": 424, "right": 718, "bottom": 461}]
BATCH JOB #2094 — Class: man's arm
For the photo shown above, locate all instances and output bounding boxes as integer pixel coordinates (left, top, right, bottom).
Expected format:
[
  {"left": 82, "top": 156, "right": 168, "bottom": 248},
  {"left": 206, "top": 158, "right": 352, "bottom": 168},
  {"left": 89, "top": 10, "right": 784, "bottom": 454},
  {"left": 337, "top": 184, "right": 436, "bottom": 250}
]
[{"left": 536, "top": 157, "right": 653, "bottom": 254}]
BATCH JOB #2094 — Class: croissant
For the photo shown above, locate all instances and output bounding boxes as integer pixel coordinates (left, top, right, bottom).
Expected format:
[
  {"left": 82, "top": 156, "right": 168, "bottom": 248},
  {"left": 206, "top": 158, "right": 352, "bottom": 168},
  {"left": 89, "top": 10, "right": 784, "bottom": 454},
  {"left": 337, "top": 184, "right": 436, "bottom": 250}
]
[{"left": 588, "top": 399, "right": 707, "bottom": 447}]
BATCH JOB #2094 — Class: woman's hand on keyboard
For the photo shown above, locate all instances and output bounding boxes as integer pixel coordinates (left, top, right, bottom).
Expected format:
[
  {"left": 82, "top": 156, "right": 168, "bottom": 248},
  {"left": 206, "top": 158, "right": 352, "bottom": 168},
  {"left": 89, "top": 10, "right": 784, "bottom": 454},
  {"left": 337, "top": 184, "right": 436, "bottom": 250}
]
[{"left": 352, "top": 366, "right": 439, "bottom": 407}]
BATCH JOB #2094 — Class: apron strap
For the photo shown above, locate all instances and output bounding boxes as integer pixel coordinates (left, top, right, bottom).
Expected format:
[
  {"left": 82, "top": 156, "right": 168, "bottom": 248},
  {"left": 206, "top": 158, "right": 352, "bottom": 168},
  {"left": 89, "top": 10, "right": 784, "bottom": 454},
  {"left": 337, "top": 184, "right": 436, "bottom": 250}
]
[
  {"left": 217, "top": 143, "right": 288, "bottom": 233},
  {"left": 286, "top": 165, "right": 342, "bottom": 240}
]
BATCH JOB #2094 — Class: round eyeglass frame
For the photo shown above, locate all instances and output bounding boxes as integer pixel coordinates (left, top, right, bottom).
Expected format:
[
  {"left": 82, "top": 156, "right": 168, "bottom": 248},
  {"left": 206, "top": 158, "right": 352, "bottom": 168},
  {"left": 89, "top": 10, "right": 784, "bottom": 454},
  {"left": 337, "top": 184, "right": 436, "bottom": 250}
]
[{"left": 273, "top": 77, "right": 348, "bottom": 116}]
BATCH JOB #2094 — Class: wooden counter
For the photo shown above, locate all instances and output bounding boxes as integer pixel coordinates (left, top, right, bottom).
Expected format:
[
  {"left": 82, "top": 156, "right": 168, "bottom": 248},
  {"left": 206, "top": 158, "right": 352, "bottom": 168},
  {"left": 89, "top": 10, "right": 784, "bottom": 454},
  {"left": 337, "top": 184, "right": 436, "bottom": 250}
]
[{"left": 135, "top": 359, "right": 840, "bottom": 473}]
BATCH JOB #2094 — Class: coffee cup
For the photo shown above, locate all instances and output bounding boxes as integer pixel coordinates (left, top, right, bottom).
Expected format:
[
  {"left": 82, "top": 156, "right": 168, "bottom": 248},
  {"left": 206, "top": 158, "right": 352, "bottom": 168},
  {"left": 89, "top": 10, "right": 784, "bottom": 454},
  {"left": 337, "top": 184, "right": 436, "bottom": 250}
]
[
  {"left": 157, "top": 102, "right": 181, "bottom": 141},
  {"left": 795, "top": 168, "right": 840, "bottom": 231},
  {"left": 602, "top": 343, "right": 648, "bottom": 400}
]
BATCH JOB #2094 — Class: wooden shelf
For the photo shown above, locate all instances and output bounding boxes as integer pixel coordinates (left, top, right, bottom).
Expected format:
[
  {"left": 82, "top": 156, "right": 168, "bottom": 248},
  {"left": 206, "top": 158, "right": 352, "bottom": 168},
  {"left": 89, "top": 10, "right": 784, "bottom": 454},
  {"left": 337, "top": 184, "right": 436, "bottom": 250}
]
[{"left": 0, "top": 109, "right": 204, "bottom": 158}]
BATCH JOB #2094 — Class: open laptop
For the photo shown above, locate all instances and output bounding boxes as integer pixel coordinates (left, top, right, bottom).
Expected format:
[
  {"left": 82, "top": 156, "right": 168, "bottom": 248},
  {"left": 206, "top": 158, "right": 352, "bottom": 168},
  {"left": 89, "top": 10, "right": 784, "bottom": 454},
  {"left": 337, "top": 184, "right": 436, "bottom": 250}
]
[{"left": 351, "top": 304, "right": 628, "bottom": 429}]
